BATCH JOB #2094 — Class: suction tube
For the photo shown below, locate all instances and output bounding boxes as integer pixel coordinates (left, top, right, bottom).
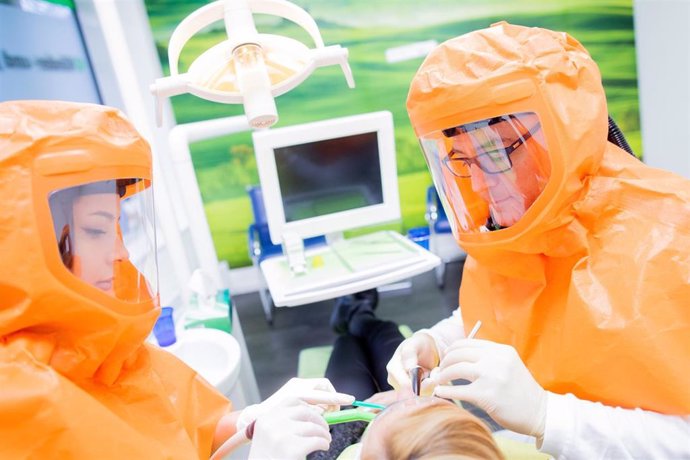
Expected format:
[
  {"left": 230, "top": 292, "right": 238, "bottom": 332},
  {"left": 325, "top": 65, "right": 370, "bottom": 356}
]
[{"left": 324, "top": 409, "right": 377, "bottom": 425}]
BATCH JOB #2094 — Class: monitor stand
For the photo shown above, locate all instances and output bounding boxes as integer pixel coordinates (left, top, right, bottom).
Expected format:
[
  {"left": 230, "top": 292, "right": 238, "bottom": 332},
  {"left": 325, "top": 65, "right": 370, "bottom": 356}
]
[
  {"left": 282, "top": 232, "right": 307, "bottom": 275},
  {"left": 325, "top": 231, "right": 344, "bottom": 245},
  {"left": 284, "top": 231, "right": 345, "bottom": 275}
]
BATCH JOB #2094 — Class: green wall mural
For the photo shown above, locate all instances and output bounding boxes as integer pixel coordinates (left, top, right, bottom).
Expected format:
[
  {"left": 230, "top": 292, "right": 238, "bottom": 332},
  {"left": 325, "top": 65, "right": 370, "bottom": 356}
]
[{"left": 145, "top": 0, "right": 639, "bottom": 268}]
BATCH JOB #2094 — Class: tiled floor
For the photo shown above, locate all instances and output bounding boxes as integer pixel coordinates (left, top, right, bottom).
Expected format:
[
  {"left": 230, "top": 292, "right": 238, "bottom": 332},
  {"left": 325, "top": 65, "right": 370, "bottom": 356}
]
[{"left": 233, "top": 260, "right": 464, "bottom": 399}]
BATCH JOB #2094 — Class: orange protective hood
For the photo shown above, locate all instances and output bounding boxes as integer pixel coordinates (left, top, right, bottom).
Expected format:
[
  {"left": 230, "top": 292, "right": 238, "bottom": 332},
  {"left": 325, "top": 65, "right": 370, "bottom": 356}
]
[
  {"left": 408, "top": 21, "right": 608, "bottom": 257},
  {"left": 0, "top": 100, "right": 157, "bottom": 382},
  {"left": 0, "top": 101, "right": 230, "bottom": 458},
  {"left": 408, "top": 23, "right": 690, "bottom": 414}
]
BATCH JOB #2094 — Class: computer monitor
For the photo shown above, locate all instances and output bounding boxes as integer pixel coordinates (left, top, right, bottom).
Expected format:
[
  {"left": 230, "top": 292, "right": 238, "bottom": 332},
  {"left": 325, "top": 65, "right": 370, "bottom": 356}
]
[
  {"left": 253, "top": 111, "right": 400, "bottom": 245},
  {"left": 0, "top": 0, "right": 102, "bottom": 103}
]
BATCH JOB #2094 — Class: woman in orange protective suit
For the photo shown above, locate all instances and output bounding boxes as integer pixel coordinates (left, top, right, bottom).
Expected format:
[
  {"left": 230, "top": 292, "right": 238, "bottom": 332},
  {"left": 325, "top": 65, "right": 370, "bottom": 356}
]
[
  {"left": 386, "top": 22, "right": 690, "bottom": 458},
  {"left": 0, "top": 100, "right": 352, "bottom": 459}
]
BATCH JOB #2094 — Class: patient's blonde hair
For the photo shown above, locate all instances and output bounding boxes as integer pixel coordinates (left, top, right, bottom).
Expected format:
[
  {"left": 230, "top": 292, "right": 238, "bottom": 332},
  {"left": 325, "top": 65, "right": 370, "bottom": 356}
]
[{"left": 365, "top": 402, "right": 504, "bottom": 460}]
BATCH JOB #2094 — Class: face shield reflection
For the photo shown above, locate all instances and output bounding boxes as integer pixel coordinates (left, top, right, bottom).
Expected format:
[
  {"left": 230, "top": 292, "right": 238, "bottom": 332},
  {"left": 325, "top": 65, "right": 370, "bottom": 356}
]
[
  {"left": 420, "top": 112, "right": 551, "bottom": 234},
  {"left": 49, "top": 179, "right": 158, "bottom": 303}
]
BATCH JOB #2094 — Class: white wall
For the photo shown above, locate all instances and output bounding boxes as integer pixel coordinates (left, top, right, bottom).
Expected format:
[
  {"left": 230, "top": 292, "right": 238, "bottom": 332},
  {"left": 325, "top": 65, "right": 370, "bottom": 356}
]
[{"left": 634, "top": 0, "right": 690, "bottom": 177}]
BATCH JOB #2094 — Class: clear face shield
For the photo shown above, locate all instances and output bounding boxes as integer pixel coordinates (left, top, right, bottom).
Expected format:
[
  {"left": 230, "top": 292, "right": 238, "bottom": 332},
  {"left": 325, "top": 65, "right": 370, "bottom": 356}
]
[
  {"left": 419, "top": 112, "right": 551, "bottom": 234},
  {"left": 48, "top": 179, "right": 158, "bottom": 303}
]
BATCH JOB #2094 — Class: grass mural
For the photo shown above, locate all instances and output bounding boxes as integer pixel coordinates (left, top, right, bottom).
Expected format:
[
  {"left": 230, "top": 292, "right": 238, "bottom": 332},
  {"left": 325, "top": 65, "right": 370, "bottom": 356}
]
[{"left": 145, "top": 0, "right": 639, "bottom": 268}]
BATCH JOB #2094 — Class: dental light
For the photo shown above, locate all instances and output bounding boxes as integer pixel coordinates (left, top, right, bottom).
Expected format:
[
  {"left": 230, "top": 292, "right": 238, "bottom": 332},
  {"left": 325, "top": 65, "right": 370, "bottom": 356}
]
[{"left": 151, "top": 0, "right": 355, "bottom": 129}]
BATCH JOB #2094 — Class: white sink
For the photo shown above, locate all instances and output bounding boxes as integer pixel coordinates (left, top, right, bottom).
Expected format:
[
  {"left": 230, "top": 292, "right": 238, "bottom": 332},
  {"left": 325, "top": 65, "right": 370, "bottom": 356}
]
[{"left": 166, "top": 328, "right": 241, "bottom": 396}]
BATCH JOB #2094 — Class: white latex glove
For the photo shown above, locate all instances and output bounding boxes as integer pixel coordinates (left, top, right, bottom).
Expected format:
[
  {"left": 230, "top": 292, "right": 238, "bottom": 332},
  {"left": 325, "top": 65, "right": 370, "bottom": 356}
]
[
  {"left": 238, "top": 377, "right": 354, "bottom": 431},
  {"left": 432, "top": 339, "right": 548, "bottom": 438},
  {"left": 248, "top": 397, "right": 331, "bottom": 460},
  {"left": 386, "top": 331, "right": 440, "bottom": 395},
  {"left": 386, "top": 311, "right": 466, "bottom": 394}
]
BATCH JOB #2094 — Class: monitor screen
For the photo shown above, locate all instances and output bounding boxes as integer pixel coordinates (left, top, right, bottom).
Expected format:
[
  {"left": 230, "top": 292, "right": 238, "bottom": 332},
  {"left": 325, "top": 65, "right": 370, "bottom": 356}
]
[
  {"left": 0, "top": 0, "right": 101, "bottom": 103},
  {"left": 253, "top": 111, "right": 400, "bottom": 244},
  {"left": 276, "top": 132, "right": 383, "bottom": 222}
]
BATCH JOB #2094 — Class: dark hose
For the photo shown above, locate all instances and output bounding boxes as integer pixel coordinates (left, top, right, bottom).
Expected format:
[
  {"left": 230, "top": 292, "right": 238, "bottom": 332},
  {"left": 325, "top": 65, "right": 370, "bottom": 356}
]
[{"left": 608, "top": 115, "right": 635, "bottom": 157}]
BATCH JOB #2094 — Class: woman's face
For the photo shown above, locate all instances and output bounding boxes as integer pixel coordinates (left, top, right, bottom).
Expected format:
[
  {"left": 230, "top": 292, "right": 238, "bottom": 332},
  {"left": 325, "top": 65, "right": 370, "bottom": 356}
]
[{"left": 71, "top": 193, "right": 129, "bottom": 294}]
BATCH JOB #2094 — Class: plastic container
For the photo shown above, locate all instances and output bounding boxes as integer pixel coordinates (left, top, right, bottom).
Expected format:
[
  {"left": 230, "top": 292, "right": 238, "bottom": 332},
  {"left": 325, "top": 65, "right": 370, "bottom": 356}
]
[
  {"left": 219, "top": 289, "right": 234, "bottom": 333},
  {"left": 153, "top": 306, "right": 177, "bottom": 347},
  {"left": 407, "top": 226, "right": 430, "bottom": 250},
  {"left": 184, "top": 288, "right": 233, "bottom": 333}
]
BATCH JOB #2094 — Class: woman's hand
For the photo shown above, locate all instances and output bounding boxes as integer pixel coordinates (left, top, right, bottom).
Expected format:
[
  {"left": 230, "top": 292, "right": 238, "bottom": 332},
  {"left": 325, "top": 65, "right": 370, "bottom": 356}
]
[
  {"left": 248, "top": 397, "right": 332, "bottom": 460},
  {"left": 237, "top": 377, "right": 354, "bottom": 431}
]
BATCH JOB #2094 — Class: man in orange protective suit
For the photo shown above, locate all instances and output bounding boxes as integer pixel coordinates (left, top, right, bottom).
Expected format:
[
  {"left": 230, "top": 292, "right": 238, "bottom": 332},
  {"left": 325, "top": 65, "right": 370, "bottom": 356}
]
[
  {"left": 0, "top": 100, "right": 352, "bottom": 459},
  {"left": 387, "top": 22, "right": 690, "bottom": 458}
]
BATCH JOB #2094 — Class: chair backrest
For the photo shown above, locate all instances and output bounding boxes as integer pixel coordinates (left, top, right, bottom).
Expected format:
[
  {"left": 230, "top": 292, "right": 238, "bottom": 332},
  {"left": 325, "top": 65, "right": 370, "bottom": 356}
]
[
  {"left": 247, "top": 185, "right": 270, "bottom": 227},
  {"left": 247, "top": 185, "right": 279, "bottom": 250},
  {"left": 426, "top": 185, "right": 451, "bottom": 233},
  {"left": 433, "top": 188, "right": 448, "bottom": 221}
]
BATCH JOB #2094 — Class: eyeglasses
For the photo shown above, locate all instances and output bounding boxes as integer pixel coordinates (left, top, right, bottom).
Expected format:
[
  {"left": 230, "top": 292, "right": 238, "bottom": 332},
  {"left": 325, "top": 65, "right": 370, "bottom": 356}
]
[{"left": 442, "top": 120, "right": 540, "bottom": 178}]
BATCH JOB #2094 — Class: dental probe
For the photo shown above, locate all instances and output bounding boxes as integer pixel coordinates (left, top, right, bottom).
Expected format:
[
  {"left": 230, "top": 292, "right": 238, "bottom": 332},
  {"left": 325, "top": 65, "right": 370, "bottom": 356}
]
[
  {"left": 410, "top": 366, "right": 423, "bottom": 396},
  {"left": 467, "top": 320, "right": 482, "bottom": 339},
  {"left": 352, "top": 400, "right": 386, "bottom": 410}
]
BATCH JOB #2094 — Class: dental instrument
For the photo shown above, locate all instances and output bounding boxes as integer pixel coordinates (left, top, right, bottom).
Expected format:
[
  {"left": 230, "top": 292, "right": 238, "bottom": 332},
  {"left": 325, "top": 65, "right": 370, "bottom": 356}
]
[
  {"left": 410, "top": 366, "right": 423, "bottom": 396},
  {"left": 352, "top": 400, "right": 386, "bottom": 410},
  {"left": 467, "top": 320, "right": 482, "bottom": 339}
]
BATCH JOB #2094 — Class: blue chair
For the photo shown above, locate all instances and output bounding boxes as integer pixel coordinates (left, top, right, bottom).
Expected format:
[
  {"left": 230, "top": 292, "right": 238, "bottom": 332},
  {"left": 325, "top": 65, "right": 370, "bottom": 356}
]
[
  {"left": 247, "top": 185, "right": 327, "bottom": 324},
  {"left": 425, "top": 185, "right": 466, "bottom": 288}
]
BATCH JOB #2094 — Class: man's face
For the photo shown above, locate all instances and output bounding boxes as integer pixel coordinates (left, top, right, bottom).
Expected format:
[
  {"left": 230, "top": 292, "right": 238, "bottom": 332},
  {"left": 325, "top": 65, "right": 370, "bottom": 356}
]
[
  {"left": 448, "top": 113, "right": 547, "bottom": 227},
  {"left": 71, "top": 193, "right": 128, "bottom": 294}
]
